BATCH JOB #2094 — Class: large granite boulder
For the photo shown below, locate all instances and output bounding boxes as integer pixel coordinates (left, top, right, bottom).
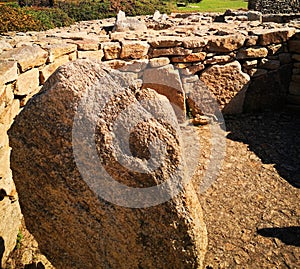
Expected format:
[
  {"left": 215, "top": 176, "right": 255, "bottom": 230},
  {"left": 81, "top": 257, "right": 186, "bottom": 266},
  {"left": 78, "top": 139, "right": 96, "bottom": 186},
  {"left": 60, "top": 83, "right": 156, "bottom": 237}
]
[{"left": 9, "top": 60, "right": 207, "bottom": 269}]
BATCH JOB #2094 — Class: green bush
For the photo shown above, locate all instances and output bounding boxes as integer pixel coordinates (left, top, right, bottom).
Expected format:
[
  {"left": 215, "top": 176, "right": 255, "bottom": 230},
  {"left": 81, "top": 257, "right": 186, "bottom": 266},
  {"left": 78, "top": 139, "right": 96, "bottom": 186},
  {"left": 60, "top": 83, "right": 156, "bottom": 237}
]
[
  {"left": 0, "top": 5, "right": 74, "bottom": 33},
  {"left": 0, "top": 5, "right": 44, "bottom": 33},
  {"left": 24, "top": 7, "right": 74, "bottom": 28}
]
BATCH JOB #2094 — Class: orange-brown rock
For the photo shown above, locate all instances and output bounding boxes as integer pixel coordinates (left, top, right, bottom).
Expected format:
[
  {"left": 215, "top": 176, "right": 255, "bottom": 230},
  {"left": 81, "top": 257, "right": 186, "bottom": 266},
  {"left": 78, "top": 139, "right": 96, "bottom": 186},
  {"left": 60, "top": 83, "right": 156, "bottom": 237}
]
[{"left": 9, "top": 60, "right": 207, "bottom": 269}]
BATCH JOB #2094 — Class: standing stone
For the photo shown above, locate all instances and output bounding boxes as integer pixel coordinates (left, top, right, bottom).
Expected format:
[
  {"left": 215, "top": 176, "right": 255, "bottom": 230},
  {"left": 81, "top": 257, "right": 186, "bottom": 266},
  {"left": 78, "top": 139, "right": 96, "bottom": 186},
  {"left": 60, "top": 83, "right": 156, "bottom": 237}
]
[
  {"left": 8, "top": 60, "right": 207, "bottom": 269},
  {"left": 200, "top": 61, "right": 250, "bottom": 113},
  {"left": 113, "top": 11, "right": 147, "bottom": 32}
]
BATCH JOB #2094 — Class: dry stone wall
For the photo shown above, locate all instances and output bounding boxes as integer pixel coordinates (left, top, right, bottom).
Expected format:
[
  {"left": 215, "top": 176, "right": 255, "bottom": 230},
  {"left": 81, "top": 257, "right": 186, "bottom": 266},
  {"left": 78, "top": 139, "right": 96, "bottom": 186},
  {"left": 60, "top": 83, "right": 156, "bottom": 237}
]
[
  {"left": 248, "top": 0, "right": 300, "bottom": 14},
  {"left": 0, "top": 11, "right": 300, "bottom": 267}
]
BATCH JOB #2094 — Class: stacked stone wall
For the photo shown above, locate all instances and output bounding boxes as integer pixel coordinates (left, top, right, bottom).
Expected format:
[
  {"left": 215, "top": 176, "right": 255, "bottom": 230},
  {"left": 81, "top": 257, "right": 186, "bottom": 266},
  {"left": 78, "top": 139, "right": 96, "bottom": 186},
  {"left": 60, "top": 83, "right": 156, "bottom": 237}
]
[{"left": 248, "top": 0, "right": 300, "bottom": 14}]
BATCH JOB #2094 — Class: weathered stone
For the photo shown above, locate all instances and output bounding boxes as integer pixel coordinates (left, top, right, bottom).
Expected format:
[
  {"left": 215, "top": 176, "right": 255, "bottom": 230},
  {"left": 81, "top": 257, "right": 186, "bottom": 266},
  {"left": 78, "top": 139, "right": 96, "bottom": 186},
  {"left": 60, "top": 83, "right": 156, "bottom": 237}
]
[
  {"left": 247, "top": 11, "right": 262, "bottom": 22},
  {"left": 143, "top": 64, "right": 186, "bottom": 120},
  {"left": 181, "top": 63, "right": 205, "bottom": 76},
  {"left": 8, "top": 59, "right": 207, "bottom": 269},
  {"left": 0, "top": 46, "right": 48, "bottom": 72},
  {"left": 255, "top": 28, "right": 296, "bottom": 46},
  {"left": 0, "top": 40, "right": 13, "bottom": 52},
  {"left": 103, "top": 42, "right": 121, "bottom": 60},
  {"left": 103, "top": 59, "right": 127, "bottom": 69},
  {"left": 259, "top": 58, "right": 280, "bottom": 70},
  {"left": 71, "top": 40, "right": 99, "bottom": 51},
  {"left": 0, "top": 99, "right": 20, "bottom": 128},
  {"left": 204, "top": 55, "right": 233, "bottom": 65},
  {"left": 245, "top": 35, "right": 258, "bottom": 46},
  {"left": 206, "top": 34, "right": 246, "bottom": 53},
  {"left": 45, "top": 43, "right": 77, "bottom": 62},
  {"left": 0, "top": 177, "right": 22, "bottom": 268},
  {"left": 243, "top": 60, "right": 258, "bottom": 69},
  {"left": 200, "top": 61, "right": 250, "bottom": 113},
  {"left": 248, "top": 68, "right": 268, "bottom": 77},
  {"left": 15, "top": 68, "right": 39, "bottom": 96},
  {"left": 119, "top": 59, "right": 148, "bottom": 72},
  {"left": 244, "top": 64, "right": 293, "bottom": 111},
  {"left": 182, "top": 37, "right": 208, "bottom": 49},
  {"left": 148, "top": 36, "right": 183, "bottom": 48},
  {"left": 78, "top": 50, "right": 104, "bottom": 61},
  {"left": 152, "top": 47, "right": 192, "bottom": 57},
  {"left": 171, "top": 52, "right": 206, "bottom": 63},
  {"left": 120, "top": 41, "right": 149, "bottom": 59},
  {"left": 149, "top": 57, "right": 170, "bottom": 67},
  {"left": 289, "top": 40, "right": 300, "bottom": 53},
  {"left": 40, "top": 55, "right": 70, "bottom": 84},
  {"left": 236, "top": 47, "right": 268, "bottom": 59},
  {"left": 113, "top": 10, "right": 147, "bottom": 32},
  {"left": 0, "top": 61, "right": 18, "bottom": 84}
]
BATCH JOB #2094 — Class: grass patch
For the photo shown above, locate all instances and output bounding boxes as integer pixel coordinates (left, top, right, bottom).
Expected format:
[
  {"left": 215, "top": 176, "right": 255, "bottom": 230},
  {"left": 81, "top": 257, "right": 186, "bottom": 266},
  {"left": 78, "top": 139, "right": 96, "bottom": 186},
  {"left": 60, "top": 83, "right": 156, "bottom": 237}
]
[{"left": 176, "top": 0, "right": 248, "bottom": 13}]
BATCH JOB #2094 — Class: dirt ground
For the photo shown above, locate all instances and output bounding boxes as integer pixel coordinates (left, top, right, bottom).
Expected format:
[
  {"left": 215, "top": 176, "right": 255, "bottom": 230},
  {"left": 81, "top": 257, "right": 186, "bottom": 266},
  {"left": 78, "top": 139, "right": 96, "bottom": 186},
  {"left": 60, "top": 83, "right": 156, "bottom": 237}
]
[{"left": 195, "top": 110, "right": 300, "bottom": 268}]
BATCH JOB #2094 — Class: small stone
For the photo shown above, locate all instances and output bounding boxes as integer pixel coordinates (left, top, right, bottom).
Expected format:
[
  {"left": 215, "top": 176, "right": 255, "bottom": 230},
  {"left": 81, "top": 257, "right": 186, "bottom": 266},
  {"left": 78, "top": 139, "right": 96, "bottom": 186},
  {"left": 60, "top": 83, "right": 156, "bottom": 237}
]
[
  {"left": 152, "top": 47, "right": 192, "bottom": 57},
  {"left": 268, "top": 44, "right": 282, "bottom": 55},
  {"left": 245, "top": 35, "right": 258, "bottom": 46},
  {"left": 255, "top": 28, "right": 296, "bottom": 46},
  {"left": 0, "top": 46, "right": 48, "bottom": 72},
  {"left": 44, "top": 43, "right": 77, "bottom": 62},
  {"left": 237, "top": 47, "right": 268, "bottom": 59},
  {"left": 15, "top": 68, "right": 39, "bottom": 96},
  {"left": 243, "top": 60, "right": 258, "bottom": 69},
  {"left": 148, "top": 36, "right": 182, "bottom": 48},
  {"left": 120, "top": 41, "right": 149, "bottom": 59},
  {"left": 192, "top": 114, "right": 209, "bottom": 125},
  {"left": 204, "top": 55, "right": 232, "bottom": 65},
  {"left": 172, "top": 52, "right": 206, "bottom": 63},
  {"left": 247, "top": 11, "right": 262, "bottom": 22},
  {"left": 206, "top": 34, "right": 246, "bottom": 53},
  {"left": 149, "top": 57, "right": 170, "bottom": 67},
  {"left": 248, "top": 68, "right": 268, "bottom": 78},
  {"left": 102, "top": 42, "right": 121, "bottom": 60},
  {"left": 77, "top": 50, "right": 104, "bottom": 61},
  {"left": 0, "top": 61, "right": 18, "bottom": 84},
  {"left": 182, "top": 37, "right": 208, "bottom": 49}
]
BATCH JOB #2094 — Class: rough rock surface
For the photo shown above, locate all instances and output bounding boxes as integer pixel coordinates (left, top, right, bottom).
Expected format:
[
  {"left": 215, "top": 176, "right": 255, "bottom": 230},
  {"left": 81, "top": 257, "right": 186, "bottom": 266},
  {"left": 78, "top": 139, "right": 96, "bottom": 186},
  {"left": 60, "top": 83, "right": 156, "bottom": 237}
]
[
  {"left": 200, "top": 61, "right": 250, "bottom": 114},
  {"left": 8, "top": 60, "right": 207, "bottom": 269}
]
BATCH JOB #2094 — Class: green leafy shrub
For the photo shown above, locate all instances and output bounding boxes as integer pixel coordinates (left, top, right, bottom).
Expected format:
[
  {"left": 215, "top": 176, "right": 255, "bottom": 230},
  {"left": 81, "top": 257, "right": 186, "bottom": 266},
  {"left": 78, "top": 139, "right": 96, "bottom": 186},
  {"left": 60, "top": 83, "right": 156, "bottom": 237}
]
[
  {"left": 0, "top": 5, "right": 74, "bottom": 33},
  {"left": 0, "top": 5, "right": 44, "bottom": 33},
  {"left": 24, "top": 7, "right": 74, "bottom": 28}
]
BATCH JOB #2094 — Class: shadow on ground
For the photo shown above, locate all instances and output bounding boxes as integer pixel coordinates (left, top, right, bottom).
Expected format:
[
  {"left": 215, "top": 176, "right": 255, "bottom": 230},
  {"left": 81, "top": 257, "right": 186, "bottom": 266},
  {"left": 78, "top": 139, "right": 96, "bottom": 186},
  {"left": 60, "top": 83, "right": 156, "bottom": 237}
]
[
  {"left": 257, "top": 226, "right": 300, "bottom": 247},
  {"left": 225, "top": 110, "right": 300, "bottom": 188}
]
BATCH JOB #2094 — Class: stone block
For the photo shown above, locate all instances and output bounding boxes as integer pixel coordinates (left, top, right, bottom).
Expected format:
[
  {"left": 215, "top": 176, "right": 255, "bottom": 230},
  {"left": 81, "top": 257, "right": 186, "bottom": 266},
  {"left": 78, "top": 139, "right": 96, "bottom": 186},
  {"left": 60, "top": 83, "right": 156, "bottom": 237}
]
[
  {"left": 45, "top": 43, "right": 77, "bottom": 62},
  {"left": 0, "top": 61, "right": 18, "bottom": 84},
  {"left": 148, "top": 36, "right": 183, "bottom": 48},
  {"left": 15, "top": 68, "right": 39, "bottom": 96},
  {"left": 77, "top": 50, "right": 104, "bottom": 61},
  {"left": 206, "top": 34, "right": 246, "bottom": 53},
  {"left": 152, "top": 47, "right": 192, "bottom": 57},
  {"left": 0, "top": 46, "right": 48, "bottom": 72},
  {"left": 171, "top": 52, "right": 206, "bottom": 63},
  {"left": 149, "top": 57, "right": 170, "bottom": 67},
  {"left": 120, "top": 41, "right": 149, "bottom": 59},
  {"left": 237, "top": 47, "right": 268, "bottom": 59},
  {"left": 103, "top": 42, "right": 121, "bottom": 60}
]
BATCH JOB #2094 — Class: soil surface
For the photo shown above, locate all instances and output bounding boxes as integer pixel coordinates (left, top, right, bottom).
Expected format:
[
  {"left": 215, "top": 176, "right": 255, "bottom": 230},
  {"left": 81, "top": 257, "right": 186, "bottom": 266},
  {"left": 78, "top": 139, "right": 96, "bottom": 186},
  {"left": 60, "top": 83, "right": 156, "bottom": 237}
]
[
  {"left": 194, "top": 110, "right": 300, "bottom": 269},
  {"left": 6, "top": 110, "right": 300, "bottom": 269}
]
